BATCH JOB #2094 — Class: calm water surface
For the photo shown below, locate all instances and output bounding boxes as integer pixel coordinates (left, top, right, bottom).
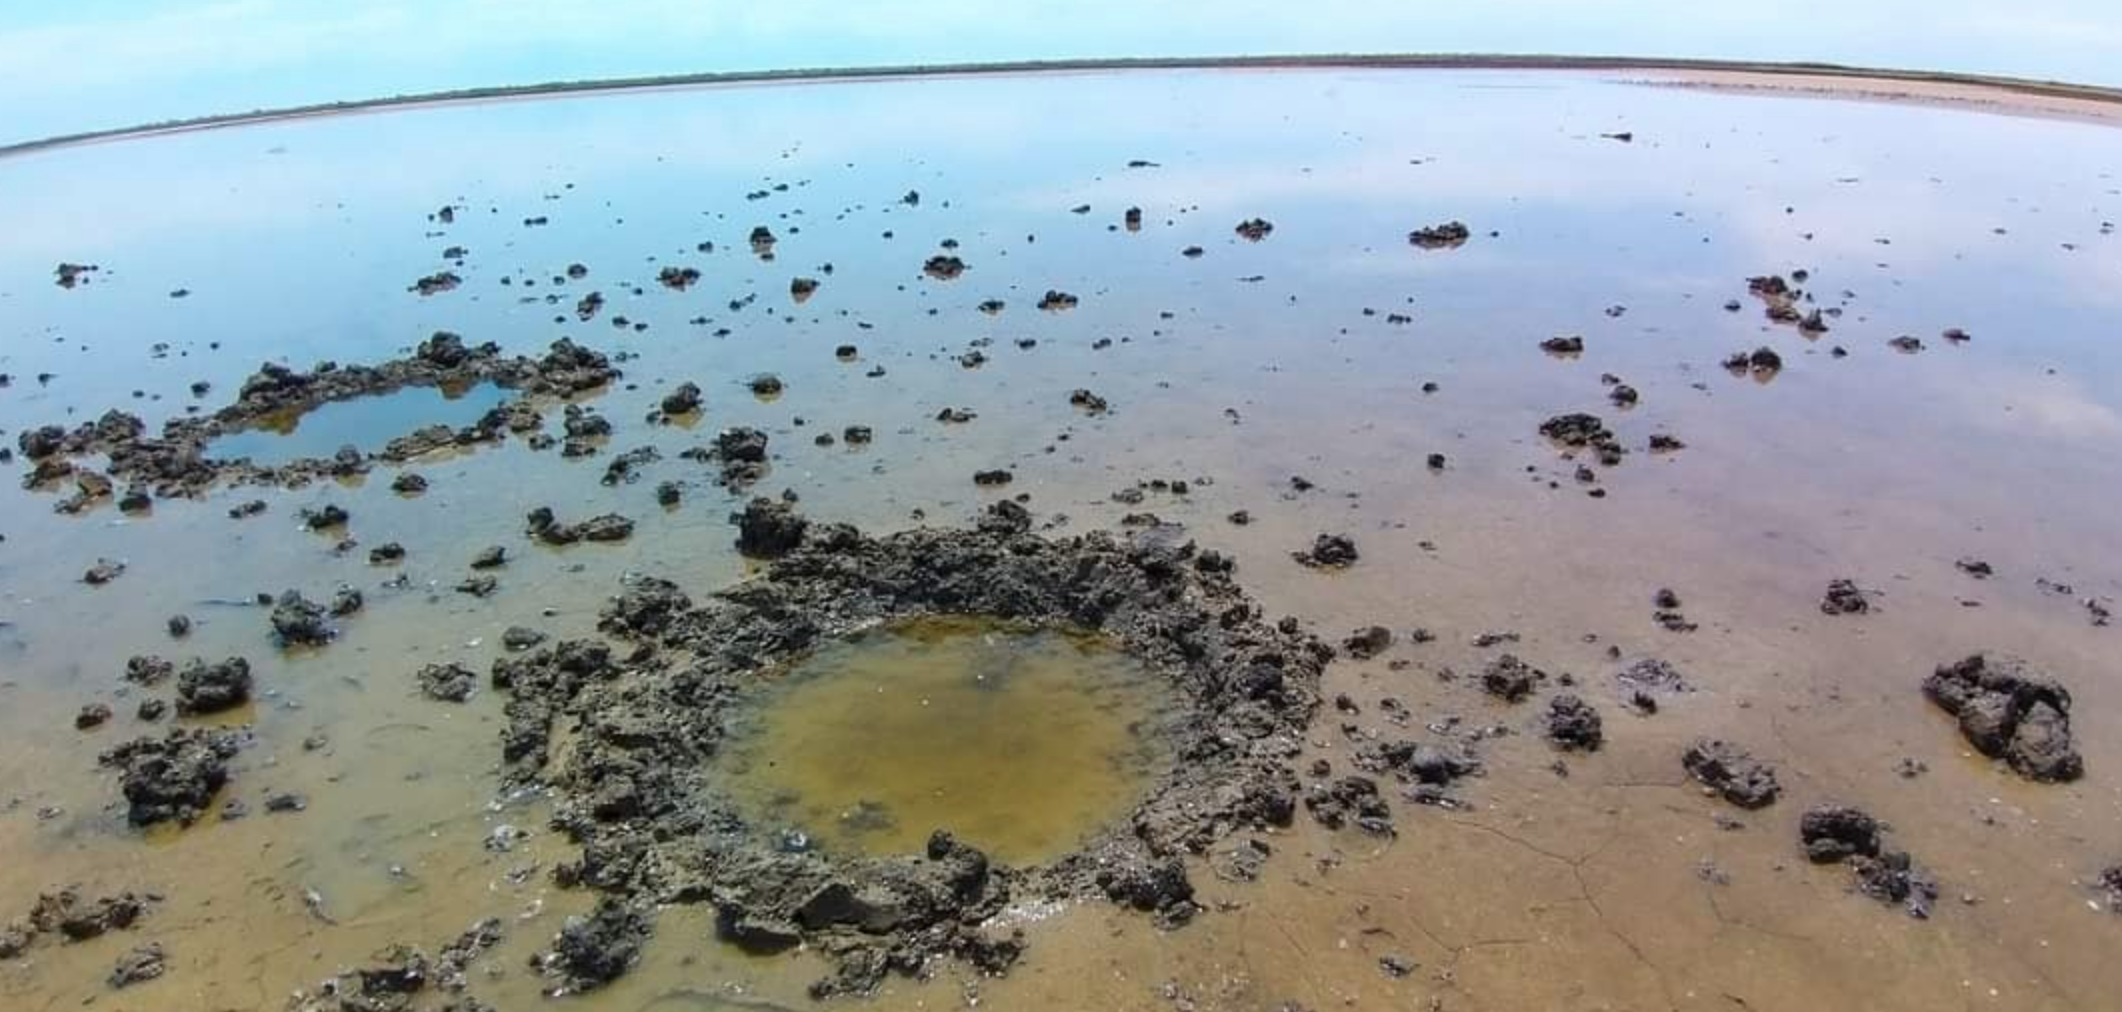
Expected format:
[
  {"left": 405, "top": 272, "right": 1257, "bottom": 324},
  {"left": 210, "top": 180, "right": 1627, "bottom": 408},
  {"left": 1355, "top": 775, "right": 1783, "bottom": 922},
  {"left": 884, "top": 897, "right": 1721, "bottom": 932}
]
[{"left": 0, "top": 69, "right": 2118, "bottom": 1011}]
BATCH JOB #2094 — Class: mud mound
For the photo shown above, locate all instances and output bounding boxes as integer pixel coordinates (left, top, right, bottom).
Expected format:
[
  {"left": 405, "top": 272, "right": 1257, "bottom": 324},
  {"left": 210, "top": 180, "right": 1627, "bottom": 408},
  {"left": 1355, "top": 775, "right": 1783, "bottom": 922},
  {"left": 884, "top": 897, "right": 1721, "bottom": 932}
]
[
  {"left": 498, "top": 503, "right": 1327, "bottom": 996},
  {"left": 1923, "top": 653, "right": 2083, "bottom": 782}
]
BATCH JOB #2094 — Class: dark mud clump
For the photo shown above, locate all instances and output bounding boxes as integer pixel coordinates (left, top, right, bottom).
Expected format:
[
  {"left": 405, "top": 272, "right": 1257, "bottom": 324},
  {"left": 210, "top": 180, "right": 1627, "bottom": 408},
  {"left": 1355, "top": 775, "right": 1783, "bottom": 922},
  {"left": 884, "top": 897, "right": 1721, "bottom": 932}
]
[
  {"left": 526, "top": 508, "right": 634, "bottom": 545},
  {"left": 1723, "top": 346, "right": 1783, "bottom": 377},
  {"left": 271, "top": 591, "right": 335, "bottom": 646},
  {"left": 1540, "top": 335, "right": 1585, "bottom": 355},
  {"left": 1342, "top": 626, "right": 1393, "bottom": 660},
  {"left": 1293, "top": 533, "right": 1358, "bottom": 569},
  {"left": 1234, "top": 217, "right": 1274, "bottom": 241},
  {"left": 1480, "top": 654, "right": 1545, "bottom": 702},
  {"left": 1036, "top": 289, "right": 1079, "bottom": 311},
  {"left": 1923, "top": 654, "right": 2083, "bottom": 782},
  {"left": 2, "top": 887, "right": 153, "bottom": 963},
  {"left": 1800, "top": 804, "right": 1938, "bottom": 918},
  {"left": 1304, "top": 776, "right": 1393, "bottom": 835},
  {"left": 107, "top": 942, "right": 167, "bottom": 989},
  {"left": 1682, "top": 739, "right": 1781, "bottom": 808},
  {"left": 417, "top": 663, "right": 478, "bottom": 703},
  {"left": 658, "top": 381, "right": 702, "bottom": 417},
  {"left": 175, "top": 657, "right": 253, "bottom": 714},
  {"left": 1544, "top": 695, "right": 1603, "bottom": 750},
  {"left": 15, "top": 334, "right": 619, "bottom": 499},
  {"left": 98, "top": 728, "right": 245, "bottom": 827},
  {"left": 1539, "top": 412, "right": 1625, "bottom": 466},
  {"left": 733, "top": 497, "right": 808, "bottom": 558},
  {"left": 1407, "top": 220, "right": 1471, "bottom": 249},
  {"left": 1819, "top": 578, "right": 1873, "bottom": 615},
  {"left": 498, "top": 503, "right": 1326, "bottom": 996},
  {"left": 922, "top": 255, "right": 966, "bottom": 280}
]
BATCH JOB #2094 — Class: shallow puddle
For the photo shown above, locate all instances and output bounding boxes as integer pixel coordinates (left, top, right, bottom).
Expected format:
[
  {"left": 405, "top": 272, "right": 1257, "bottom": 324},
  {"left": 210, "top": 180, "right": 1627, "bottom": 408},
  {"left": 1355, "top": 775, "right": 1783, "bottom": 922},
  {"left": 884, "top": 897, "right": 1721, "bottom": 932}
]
[
  {"left": 207, "top": 381, "right": 509, "bottom": 462},
  {"left": 0, "top": 64, "right": 2119, "bottom": 1012},
  {"left": 719, "top": 616, "right": 1175, "bottom": 864}
]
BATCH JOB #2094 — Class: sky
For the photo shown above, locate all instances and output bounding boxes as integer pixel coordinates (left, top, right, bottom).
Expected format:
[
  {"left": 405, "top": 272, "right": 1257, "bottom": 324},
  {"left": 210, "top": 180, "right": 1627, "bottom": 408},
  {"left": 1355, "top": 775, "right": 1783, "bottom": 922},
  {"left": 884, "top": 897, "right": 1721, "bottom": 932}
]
[{"left": 2, "top": 0, "right": 2120, "bottom": 144}]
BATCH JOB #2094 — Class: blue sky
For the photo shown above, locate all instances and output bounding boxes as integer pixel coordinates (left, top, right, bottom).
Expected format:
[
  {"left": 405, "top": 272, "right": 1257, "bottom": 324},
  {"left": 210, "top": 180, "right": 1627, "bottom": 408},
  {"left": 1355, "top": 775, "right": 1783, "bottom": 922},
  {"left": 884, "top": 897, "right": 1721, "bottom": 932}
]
[{"left": 2, "top": 1, "right": 2119, "bottom": 143}]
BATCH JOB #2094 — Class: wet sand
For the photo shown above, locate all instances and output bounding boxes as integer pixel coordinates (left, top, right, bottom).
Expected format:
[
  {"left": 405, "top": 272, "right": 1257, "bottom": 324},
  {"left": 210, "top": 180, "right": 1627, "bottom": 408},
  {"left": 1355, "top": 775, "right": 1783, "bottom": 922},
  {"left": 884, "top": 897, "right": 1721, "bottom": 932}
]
[{"left": 0, "top": 65, "right": 2119, "bottom": 1011}]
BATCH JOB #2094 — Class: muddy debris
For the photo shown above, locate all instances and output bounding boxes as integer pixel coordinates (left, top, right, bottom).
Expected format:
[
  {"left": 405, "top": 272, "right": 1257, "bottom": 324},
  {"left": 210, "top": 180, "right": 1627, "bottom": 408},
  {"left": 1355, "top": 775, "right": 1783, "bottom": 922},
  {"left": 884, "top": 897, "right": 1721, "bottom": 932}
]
[
  {"left": 1037, "top": 289, "right": 1080, "bottom": 311},
  {"left": 1544, "top": 694, "right": 1603, "bottom": 750},
  {"left": 302, "top": 504, "right": 353, "bottom": 533},
  {"left": 175, "top": 657, "right": 254, "bottom": 715},
  {"left": 1342, "top": 625, "right": 1393, "bottom": 659},
  {"left": 658, "top": 381, "right": 703, "bottom": 417},
  {"left": 526, "top": 507, "right": 634, "bottom": 545},
  {"left": 391, "top": 472, "right": 428, "bottom": 494},
  {"left": 98, "top": 728, "right": 245, "bottom": 827},
  {"left": 417, "top": 663, "right": 478, "bottom": 703},
  {"left": 1800, "top": 804, "right": 1937, "bottom": 918},
  {"left": 1292, "top": 533, "right": 1358, "bottom": 569},
  {"left": 1888, "top": 335, "right": 1925, "bottom": 353},
  {"left": 76, "top": 703, "right": 113, "bottom": 730},
  {"left": 490, "top": 502, "right": 1324, "bottom": 995},
  {"left": 370, "top": 542, "right": 407, "bottom": 564},
  {"left": 656, "top": 266, "right": 702, "bottom": 291},
  {"left": 733, "top": 496, "right": 809, "bottom": 558},
  {"left": 83, "top": 558, "right": 127, "bottom": 585},
  {"left": 1819, "top": 578, "right": 1873, "bottom": 615},
  {"left": 55, "top": 262, "right": 101, "bottom": 288},
  {"left": 409, "top": 271, "right": 461, "bottom": 296},
  {"left": 1724, "top": 346, "right": 1783, "bottom": 376},
  {"left": 1407, "top": 220, "right": 1471, "bottom": 249},
  {"left": 922, "top": 255, "right": 966, "bottom": 280},
  {"left": 1069, "top": 388, "right": 1110, "bottom": 414},
  {"left": 1682, "top": 739, "right": 1781, "bottom": 808},
  {"left": 1304, "top": 776, "right": 1393, "bottom": 834},
  {"left": 1480, "top": 653, "right": 1545, "bottom": 702},
  {"left": 1538, "top": 412, "right": 1625, "bottom": 465},
  {"left": 105, "top": 941, "right": 168, "bottom": 989},
  {"left": 1923, "top": 653, "right": 2084, "bottom": 782},
  {"left": 14, "top": 335, "right": 619, "bottom": 498},
  {"left": 972, "top": 469, "right": 1014, "bottom": 486},
  {"left": 1234, "top": 217, "right": 1274, "bottom": 241},
  {"left": 271, "top": 591, "right": 336, "bottom": 646},
  {"left": 1540, "top": 335, "right": 1584, "bottom": 355}
]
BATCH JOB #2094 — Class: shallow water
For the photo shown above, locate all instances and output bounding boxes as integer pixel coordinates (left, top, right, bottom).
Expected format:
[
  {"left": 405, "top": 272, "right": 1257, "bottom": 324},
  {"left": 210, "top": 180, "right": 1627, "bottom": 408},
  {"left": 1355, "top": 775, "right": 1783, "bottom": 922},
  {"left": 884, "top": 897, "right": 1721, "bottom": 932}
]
[
  {"left": 0, "top": 67, "right": 2118, "bottom": 1012},
  {"left": 208, "top": 381, "right": 510, "bottom": 462},
  {"left": 719, "top": 616, "right": 1174, "bottom": 864}
]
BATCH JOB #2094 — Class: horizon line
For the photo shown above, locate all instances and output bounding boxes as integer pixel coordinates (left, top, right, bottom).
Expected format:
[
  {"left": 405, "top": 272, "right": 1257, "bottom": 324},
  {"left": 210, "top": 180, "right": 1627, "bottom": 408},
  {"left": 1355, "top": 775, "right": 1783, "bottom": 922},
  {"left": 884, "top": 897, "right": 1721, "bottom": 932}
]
[{"left": 7, "top": 52, "right": 2120, "bottom": 159}]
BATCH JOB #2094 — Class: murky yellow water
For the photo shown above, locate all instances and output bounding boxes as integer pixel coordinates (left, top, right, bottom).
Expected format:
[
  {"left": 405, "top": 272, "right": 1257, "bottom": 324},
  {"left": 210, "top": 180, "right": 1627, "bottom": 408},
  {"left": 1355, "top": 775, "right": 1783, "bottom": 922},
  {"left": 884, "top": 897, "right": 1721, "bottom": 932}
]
[{"left": 719, "top": 617, "right": 1174, "bottom": 864}]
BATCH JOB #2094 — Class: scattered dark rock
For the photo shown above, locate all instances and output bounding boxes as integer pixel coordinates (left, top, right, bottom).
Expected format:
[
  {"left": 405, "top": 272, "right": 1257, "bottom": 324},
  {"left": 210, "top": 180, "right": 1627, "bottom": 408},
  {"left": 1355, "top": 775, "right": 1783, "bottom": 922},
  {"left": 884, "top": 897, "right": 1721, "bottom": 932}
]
[
  {"left": 176, "top": 657, "right": 253, "bottom": 714},
  {"left": 1292, "top": 533, "right": 1358, "bottom": 569},
  {"left": 1407, "top": 221, "right": 1471, "bottom": 249},
  {"left": 1234, "top": 218, "right": 1274, "bottom": 241},
  {"left": 1343, "top": 626, "right": 1392, "bottom": 659},
  {"left": 76, "top": 703, "right": 113, "bottom": 730},
  {"left": 1304, "top": 776, "right": 1392, "bottom": 834},
  {"left": 1069, "top": 389, "right": 1109, "bottom": 414},
  {"left": 1540, "top": 335, "right": 1584, "bottom": 355},
  {"left": 1480, "top": 654, "right": 1544, "bottom": 702},
  {"left": 84, "top": 558, "right": 127, "bottom": 585},
  {"left": 526, "top": 508, "right": 634, "bottom": 545},
  {"left": 1544, "top": 695, "right": 1603, "bottom": 750},
  {"left": 418, "top": 663, "right": 478, "bottom": 703},
  {"left": 734, "top": 497, "right": 808, "bottom": 558},
  {"left": 99, "top": 728, "right": 244, "bottom": 826},
  {"left": 659, "top": 381, "right": 702, "bottom": 416},
  {"left": 1923, "top": 653, "right": 2083, "bottom": 782},
  {"left": 1819, "top": 579, "right": 1872, "bottom": 615},
  {"left": 108, "top": 942, "right": 167, "bottom": 989},
  {"left": 271, "top": 591, "right": 335, "bottom": 646},
  {"left": 922, "top": 255, "right": 966, "bottom": 280},
  {"left": 1682, "top": 739, "right": 1781, "bottom": 808}
]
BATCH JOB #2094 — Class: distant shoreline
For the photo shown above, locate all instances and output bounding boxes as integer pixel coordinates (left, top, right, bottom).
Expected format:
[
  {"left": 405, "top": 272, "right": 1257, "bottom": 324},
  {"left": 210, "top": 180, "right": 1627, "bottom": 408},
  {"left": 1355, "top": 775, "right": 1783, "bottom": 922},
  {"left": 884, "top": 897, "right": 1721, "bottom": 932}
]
[{"left": 7, "top": 53, "right": 2120, "bottom": 159}]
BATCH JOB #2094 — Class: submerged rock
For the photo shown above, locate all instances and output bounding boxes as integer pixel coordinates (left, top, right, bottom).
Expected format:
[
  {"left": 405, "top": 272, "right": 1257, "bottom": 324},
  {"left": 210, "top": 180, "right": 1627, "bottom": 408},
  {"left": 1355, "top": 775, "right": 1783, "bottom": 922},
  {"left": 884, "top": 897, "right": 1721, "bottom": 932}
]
[{"left": 175, "top": 657, "right": 253, "bottom": 715}]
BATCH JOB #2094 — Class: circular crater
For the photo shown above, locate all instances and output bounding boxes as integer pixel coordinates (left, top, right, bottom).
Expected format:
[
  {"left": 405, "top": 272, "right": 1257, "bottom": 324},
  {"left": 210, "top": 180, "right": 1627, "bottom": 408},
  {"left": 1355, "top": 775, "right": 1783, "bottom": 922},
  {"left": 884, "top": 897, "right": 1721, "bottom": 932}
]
[{"left": 512, "top": 504, "right": 1330, "bottom": 997}]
